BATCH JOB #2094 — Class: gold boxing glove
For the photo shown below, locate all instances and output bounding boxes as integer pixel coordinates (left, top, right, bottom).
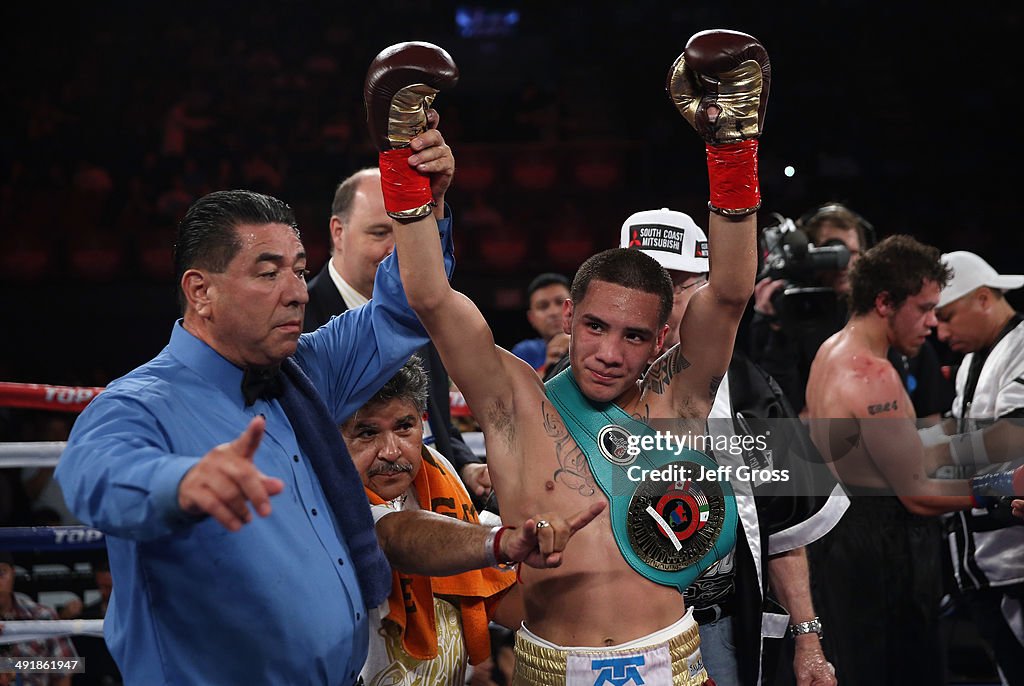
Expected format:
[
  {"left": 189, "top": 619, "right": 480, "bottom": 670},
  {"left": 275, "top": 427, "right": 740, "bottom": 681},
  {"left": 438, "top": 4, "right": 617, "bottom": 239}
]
[
  {"left": 667, "top": 29, "right": 770, "bottom": 145},
  {"left": 364, "top": 42, "right": 459, "bottom": 220},
  {"left": 667, "top": 30, "right": 770, "bottom": 216}
]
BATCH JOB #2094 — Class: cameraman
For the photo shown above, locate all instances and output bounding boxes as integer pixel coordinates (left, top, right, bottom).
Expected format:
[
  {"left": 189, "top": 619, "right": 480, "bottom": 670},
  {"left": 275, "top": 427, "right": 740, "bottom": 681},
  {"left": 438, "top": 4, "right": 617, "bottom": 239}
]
[{"left": 750, "top": 203, "right": 952, "bottom": 419}]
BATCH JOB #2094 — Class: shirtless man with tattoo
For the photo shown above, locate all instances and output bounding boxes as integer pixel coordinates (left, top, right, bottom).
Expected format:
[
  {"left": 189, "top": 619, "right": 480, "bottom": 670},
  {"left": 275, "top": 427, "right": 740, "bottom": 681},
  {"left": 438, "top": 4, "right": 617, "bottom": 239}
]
[
  {"left": 804, "top": 235, "right": 982, "bottom": 685},
  {"left": 364, "top": 32, "right": 768, "bottom": 685}
]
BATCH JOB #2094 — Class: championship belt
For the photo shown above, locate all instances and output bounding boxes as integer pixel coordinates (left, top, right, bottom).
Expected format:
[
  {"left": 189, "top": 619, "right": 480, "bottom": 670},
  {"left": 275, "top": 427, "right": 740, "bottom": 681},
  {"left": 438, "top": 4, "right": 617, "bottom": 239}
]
[{"left": 546, "top": 370, "right": 738, "bottom": 592}]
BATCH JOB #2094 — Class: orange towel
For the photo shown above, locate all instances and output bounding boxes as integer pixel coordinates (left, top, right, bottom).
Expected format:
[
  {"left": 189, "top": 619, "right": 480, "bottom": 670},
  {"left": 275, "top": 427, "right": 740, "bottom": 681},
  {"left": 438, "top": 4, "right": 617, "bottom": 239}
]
[{"left": 366, "top": 446, "right": 515, "bottom": 665}]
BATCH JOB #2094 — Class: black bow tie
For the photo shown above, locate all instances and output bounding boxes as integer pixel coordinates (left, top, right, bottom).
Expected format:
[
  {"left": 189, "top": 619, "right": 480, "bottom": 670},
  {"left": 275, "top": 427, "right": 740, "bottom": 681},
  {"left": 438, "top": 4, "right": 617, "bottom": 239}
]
[{"left": 241, "top": 366, "right": 284, "bottom": 406}]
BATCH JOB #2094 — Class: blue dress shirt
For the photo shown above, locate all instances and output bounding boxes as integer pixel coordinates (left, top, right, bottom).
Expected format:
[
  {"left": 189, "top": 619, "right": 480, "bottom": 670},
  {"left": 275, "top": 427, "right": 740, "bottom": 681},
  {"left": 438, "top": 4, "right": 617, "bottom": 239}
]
[
  {"left": 55, "top": 216, "right": 454, "bottom": 685},
  {"left": 511, "top": 337, "right": 546, "bottom": 370}
]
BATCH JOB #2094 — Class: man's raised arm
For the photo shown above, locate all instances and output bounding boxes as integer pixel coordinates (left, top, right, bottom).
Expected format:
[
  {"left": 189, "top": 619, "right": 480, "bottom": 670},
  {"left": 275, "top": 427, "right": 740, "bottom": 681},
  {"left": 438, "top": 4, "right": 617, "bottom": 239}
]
[
  {"left": 653, "top": 31, "right": 768, "bottom": 412},
  {"left": 362, "top": 43, "right": 517, "bottom": 430}
]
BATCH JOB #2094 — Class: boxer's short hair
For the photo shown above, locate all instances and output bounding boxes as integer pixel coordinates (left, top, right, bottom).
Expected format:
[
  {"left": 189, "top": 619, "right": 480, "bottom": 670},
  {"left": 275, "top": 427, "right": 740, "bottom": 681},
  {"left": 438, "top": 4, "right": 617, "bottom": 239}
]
[
  {"left": 848, "top": 235, "right": 951, "bottom": 315},
  {"left": 571, "top": 248, "right": 673, "bottom": 326}
]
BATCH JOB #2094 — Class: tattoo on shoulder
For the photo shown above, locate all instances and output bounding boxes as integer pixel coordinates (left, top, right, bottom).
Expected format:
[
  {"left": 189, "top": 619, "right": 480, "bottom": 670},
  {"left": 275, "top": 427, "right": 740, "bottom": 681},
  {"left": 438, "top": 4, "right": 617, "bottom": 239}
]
[
  {"left": 643, "top": 349, "right": 691, "bottom": 395},
  {"left": 541, "top": 401, "right": 596, "bottom": 497},
  {"left": 867, "top": 399, "right": 899, "bottom": 415}
]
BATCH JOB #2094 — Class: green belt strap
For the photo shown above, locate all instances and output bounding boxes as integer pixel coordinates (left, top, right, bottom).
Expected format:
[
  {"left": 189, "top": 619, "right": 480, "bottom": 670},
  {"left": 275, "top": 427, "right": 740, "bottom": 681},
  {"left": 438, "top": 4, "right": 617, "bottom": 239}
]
[{"left": 545, "top": 368, "right": 737, "bottom": 592}]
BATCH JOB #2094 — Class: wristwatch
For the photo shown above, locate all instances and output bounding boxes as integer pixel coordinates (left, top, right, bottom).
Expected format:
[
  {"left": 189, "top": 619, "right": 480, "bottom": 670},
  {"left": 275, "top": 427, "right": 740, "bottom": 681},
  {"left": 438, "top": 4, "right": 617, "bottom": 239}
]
[{"left": 789, "top": 617, "right": 823, "bottom": 638}]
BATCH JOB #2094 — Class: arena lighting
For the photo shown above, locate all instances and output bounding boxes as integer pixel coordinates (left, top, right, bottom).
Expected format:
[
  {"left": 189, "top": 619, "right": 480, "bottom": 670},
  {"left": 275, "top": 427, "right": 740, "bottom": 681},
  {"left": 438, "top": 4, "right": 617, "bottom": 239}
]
[
  {"left": 784, "top": 165, "right": 796, "bottom": 177},
  {"left": 455, "top": 7, "right": 520, "bottom": 38}
]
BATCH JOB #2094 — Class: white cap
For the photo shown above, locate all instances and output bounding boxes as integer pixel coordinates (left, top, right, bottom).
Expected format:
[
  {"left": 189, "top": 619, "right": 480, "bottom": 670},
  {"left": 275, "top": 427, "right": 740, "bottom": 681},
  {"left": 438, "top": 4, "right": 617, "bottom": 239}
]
[
  {"left": 937, "top": 251, "right": 1024, "bottom": 308},
  {"left": 620, "top": 208, "right": 709, "bottom": 274}
]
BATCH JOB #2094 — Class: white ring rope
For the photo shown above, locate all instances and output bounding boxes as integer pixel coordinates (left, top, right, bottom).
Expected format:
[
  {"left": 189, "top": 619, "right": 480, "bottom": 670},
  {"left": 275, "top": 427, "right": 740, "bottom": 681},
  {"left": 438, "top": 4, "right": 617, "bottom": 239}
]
[
  {"left": 0, "top": 441, "right": 65, "bottom": 468},
  {"left": 0, "top": 619, "right": 104, "bottom": 645}
]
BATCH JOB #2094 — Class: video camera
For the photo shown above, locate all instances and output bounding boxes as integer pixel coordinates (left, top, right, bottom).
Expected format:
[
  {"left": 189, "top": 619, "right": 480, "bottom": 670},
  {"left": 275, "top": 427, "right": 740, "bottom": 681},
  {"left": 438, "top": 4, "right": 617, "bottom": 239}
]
[
  {"left": 758, "top": 214, "right": 851, "bottom": 325},
  {"left": 759, "top": 214, "right": 850, "bottom": 283}
]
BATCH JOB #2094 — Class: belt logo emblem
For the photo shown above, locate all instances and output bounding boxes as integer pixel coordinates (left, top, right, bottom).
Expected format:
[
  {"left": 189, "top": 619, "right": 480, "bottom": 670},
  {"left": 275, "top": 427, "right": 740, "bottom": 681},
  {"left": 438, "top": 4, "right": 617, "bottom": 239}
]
[
  {"left": 597, "top": 425, "right": 636, "bottom": 465},
  {"left": 627, "top": 461, "right": 728, "bottom": 571},
  {"left": 590, "top": 656, "right": 646, "bottom": 685}
]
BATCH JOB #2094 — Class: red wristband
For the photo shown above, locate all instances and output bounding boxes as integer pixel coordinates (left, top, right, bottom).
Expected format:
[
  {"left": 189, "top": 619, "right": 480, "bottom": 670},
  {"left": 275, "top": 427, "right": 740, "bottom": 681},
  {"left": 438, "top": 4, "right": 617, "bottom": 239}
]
[
  {"left": 493, "top": 525, "right": 516, "bottom": 566},
  {"left": 706, "top": 139, "right": 760, "bottom": 216},
  {"left": 379, "top": 148, "right": 433, "bottom": 218}
]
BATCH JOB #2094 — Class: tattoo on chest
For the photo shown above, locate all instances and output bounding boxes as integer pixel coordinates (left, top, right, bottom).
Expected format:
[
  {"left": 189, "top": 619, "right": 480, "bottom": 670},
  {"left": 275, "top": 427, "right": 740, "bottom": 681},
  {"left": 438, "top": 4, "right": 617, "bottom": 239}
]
[
  {"left": 643, "top": 349, "right": 691, "bottom": 395},
  {"left": 867, "top": 399, "right": 898, "bottom": 415},
  {"left": 541, "top": 401, "right": 596, "bottom": 497},
  {"left": 631, "top": 404, "right": 651, "bottom": 424}
]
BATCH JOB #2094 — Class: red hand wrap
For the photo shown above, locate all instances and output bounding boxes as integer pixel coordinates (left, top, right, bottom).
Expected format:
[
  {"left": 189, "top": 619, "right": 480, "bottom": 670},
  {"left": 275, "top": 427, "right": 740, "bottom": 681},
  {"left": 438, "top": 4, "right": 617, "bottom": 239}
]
[
  {"left": 379, "top": 148, "right": 432, "bottom": 215},
  {"left": 706, "top": 139, "right": 760, "bottom": 216}
]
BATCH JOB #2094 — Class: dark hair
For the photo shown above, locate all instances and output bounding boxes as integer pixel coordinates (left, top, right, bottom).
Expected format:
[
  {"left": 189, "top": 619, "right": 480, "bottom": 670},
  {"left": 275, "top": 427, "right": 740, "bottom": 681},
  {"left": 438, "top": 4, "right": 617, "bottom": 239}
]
[
  {"left": 799, "top": 202, "right": 869, "bottom": 249},
  {"left": 848, "top": 235, "right": 952, "bottom": 315},
  {"left": 527, "top": 272, "right": 570, "bottom": 300},
  {"left": 359, "top": 355, "right": 429, "bottom": 416},
  {"left": 173, "top": 190, "right": 298, "bottom": 310},
  {"left": 570, "top": 248, "right": 673, "bottom": 325},
  {"left": 331, "top": 168, "right": 378, "bottom": 222}
]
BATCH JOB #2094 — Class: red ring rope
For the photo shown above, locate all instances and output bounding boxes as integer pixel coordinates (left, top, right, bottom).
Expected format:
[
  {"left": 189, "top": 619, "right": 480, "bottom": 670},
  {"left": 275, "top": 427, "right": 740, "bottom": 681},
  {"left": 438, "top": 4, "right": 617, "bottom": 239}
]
[
  {"left": 0, "top": 381, "right": 474, "bottom": 417},
  {"left": 0, "top": 383, "right": 105, "bottom": 412}
]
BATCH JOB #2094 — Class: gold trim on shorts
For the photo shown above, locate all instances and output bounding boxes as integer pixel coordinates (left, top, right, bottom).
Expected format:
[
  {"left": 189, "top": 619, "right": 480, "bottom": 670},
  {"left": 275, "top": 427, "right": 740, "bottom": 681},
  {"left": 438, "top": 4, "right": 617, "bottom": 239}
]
[{"left": 512, "top": 620, "right": 706, "bottom": 686}]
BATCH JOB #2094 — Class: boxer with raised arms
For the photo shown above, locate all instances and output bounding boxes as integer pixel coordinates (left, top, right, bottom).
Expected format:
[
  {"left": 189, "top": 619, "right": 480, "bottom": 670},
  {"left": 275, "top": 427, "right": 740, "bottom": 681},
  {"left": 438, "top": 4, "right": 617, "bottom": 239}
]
[{"left": 365, "top": 32, "right": 768, "bottom": 685}]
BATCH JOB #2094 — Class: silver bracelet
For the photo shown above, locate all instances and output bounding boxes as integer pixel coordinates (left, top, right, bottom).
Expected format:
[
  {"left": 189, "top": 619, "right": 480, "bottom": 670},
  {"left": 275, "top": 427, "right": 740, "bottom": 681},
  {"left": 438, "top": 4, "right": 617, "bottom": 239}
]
[{"left": 789, "top": 617, "right": 823, "bottom": 637}]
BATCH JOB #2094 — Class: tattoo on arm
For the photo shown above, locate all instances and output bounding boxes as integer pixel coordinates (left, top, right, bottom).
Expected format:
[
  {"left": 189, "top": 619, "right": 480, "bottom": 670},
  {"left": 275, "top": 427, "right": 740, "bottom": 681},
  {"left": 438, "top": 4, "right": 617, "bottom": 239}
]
[
  {"left": 867, "top": 399, "right": 899, "bottom": 415},
  {"left": 709, "top": 375, "right": 724, "bottom": 399},
  {"left": 542, "top": 401, "right": 596, "bottom": 497},
  {"left": 643, "top": 349, "right": 691, "bottom": 395}
]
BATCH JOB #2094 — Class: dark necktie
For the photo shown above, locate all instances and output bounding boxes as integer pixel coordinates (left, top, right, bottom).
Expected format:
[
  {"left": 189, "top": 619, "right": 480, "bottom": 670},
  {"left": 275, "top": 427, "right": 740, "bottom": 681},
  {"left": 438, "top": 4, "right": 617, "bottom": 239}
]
[{"left": 241, "top": 366, "right": 284, "bottom": 406}]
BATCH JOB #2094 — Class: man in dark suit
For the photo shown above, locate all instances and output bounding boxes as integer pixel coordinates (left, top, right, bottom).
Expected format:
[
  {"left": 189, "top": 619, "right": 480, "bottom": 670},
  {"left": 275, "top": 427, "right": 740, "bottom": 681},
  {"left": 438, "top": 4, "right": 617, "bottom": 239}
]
[{"left": 304, "top": 167, "right": 491, "bottom": 499}]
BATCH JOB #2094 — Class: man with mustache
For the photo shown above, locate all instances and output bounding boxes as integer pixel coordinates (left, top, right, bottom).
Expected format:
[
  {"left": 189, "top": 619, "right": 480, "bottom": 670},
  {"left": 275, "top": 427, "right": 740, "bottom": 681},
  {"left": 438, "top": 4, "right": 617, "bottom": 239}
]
[{"left": 343, "top": 357, "right": 602, "bottom": 685}]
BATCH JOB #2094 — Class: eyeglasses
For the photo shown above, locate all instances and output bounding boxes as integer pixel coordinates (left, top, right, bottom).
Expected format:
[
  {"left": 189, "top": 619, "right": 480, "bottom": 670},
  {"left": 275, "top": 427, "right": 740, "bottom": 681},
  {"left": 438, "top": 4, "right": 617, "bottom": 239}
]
[{"left": 672, "top": 275, "right": 707, "bottom": 294}]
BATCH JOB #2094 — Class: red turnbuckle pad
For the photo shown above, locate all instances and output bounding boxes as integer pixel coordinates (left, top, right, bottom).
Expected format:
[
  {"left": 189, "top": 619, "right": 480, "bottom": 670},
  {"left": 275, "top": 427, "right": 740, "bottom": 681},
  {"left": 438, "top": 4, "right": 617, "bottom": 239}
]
[
  {"left": 379, "top": 148, "right": 433, "bottom": 218},
  {"left": 706, "top": 139, "right": 760, "bottom": 217}
]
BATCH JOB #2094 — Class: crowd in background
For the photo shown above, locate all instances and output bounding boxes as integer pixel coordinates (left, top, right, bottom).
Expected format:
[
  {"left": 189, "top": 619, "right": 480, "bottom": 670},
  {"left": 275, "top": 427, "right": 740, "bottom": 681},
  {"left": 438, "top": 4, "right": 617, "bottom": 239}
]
[{"left": 1, "top": 2, "right": 1018, "bottom": 388}]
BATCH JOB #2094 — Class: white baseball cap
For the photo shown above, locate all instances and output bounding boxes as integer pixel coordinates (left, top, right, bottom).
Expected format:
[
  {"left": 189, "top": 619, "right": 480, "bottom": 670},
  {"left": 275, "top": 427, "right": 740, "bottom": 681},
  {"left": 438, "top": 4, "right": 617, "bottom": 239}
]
[
  {"left": 620, "top": 208, "right": 709, "bottom": 274},
  {"left": 937, "top": 251, "right": 1024, "bottom": 308}
]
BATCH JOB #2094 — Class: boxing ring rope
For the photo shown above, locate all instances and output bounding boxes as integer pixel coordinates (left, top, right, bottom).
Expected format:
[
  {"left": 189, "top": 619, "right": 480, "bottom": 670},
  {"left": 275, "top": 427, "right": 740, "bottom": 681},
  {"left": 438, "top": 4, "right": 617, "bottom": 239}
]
[
  {"left": 0, "top": 381, "right": 485, "bottom": 463},
  {"left": 0, "top": 526, "right": 108, "bottom": 642},
  {"left": 1, "top": 383, "right": 110, "bottom": 645},
  {"left": 0, "top": 381, "right": 473, "bottom": 416},
  {"left": 0, "top": 620, "right": 105, "bottom": 645},
  {"left": 0, "top": 382, "right": 105, "bottom": 413},
  {"left": 2, "top": 527, "right": 106, "bottom": 552},
  {"left": 0, "top": 443, "right": 65, "bottom": 469}
]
